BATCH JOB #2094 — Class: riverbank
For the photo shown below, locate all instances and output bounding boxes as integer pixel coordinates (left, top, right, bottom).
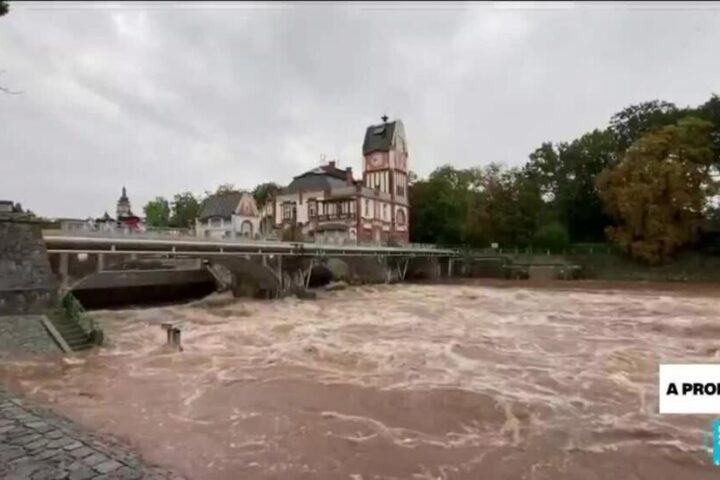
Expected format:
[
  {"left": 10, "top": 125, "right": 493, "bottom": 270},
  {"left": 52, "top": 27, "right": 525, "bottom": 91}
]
[
  {"left": 411, "top": 277, "right": 720, "bottom": 297},
  {"left": 0, "top": 386, "right": 183, "bottom": 479}
]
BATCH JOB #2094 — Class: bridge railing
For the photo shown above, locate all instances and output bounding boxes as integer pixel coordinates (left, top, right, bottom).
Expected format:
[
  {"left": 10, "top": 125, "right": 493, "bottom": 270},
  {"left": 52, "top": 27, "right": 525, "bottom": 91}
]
[{"left": 45, "top": 226, "right": 457, "bottom": 252}]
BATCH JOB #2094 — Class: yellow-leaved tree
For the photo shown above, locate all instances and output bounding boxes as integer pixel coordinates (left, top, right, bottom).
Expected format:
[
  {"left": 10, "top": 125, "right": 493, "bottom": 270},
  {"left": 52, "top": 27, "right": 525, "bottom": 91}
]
[{"left": 597, "top": 117, "right": 717, "bottom": 264}]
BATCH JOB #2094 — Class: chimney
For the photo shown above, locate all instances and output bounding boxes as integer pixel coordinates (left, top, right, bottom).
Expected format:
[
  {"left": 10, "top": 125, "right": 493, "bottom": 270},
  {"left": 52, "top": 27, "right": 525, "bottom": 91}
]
[
  {"left": 328, "top": 160, "right": 336, "bottom": 169},
  {"left": 345, "top": 167, "right": 353, "bottom": 186}
]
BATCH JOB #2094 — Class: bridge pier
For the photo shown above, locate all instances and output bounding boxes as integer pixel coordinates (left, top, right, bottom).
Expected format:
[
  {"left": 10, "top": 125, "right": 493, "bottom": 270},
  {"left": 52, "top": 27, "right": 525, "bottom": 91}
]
[{"left": 59, "top": 252, "right": 69, "bottom": 290}]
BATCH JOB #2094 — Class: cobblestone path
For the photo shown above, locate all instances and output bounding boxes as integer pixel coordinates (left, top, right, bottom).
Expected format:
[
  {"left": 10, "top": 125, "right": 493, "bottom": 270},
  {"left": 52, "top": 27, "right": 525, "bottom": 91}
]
[{"left": 0, "top": 388, "right": 184, "bottom": 480}]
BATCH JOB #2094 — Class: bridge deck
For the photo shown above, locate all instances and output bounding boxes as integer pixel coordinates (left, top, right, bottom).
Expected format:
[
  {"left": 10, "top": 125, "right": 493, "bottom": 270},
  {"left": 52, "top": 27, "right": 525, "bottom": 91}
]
[{"left": 43, "top": 233, "right": 457, "bottom": 257}]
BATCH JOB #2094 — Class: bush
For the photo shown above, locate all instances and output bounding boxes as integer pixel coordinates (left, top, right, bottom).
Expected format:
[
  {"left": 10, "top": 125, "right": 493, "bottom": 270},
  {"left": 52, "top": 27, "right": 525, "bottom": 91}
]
[{"left": 532, "top": 222, "right": 570, "bottom": 251}]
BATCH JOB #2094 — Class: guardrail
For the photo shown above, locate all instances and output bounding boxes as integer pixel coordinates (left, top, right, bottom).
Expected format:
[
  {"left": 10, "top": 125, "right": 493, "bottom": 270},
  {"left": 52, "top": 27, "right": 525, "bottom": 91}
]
[{"left": 44, "top": 228, "right": 450, "bottom": 251}]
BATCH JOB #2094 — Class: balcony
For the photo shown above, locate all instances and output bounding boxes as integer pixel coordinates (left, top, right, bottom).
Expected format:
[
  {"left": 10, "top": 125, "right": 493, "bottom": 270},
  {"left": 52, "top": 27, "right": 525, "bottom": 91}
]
[{"left": 313, "top": 212, "right": 357, "bottom": 221}]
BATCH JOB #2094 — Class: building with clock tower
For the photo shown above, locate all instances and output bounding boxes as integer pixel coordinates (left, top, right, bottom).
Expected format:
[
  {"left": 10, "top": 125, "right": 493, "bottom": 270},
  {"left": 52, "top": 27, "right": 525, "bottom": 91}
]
[
  {"left": 361, "top": 116, "right": 409, "bottom": 244},
  {"left": 271, "top": 116, "right": 410, "bottom": 245}
]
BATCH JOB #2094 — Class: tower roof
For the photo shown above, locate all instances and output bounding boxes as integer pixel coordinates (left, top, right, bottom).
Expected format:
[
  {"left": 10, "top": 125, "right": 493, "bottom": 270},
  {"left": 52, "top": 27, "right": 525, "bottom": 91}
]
[
  {"left": 118, "top": 186, "right": 129, "bottom": 203},
  {"left": 362, "top": 119, "right": 397, "bottom": 155}
]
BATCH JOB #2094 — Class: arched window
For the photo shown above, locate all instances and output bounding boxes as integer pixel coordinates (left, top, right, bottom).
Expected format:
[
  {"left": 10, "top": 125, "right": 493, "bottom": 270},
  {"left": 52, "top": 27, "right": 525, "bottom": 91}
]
[
  {"left": 396, "top": 208, "right": 406, "bottom": 226},
  {"left": 241, "top": 220, "right": 253, "bottom": 237}
]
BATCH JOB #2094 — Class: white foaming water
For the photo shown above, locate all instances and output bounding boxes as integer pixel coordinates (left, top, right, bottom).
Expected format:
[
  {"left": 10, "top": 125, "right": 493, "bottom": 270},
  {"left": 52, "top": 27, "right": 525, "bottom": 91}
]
[{"left": 2, "top": 282, "right": 720, "bottom": 479}]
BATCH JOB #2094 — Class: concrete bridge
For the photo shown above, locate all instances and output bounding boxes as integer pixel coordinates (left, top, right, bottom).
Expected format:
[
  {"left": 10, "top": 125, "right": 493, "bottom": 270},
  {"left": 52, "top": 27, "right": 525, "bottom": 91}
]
[{"left": 43, "top": 231, "right": 460, "bottom": 300}]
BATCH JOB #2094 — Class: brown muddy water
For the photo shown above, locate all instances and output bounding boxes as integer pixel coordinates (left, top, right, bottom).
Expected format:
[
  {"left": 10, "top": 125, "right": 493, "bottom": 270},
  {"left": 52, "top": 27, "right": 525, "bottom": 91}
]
[{"left": 3, "top": 282, "right": 720, "bottom": 479}]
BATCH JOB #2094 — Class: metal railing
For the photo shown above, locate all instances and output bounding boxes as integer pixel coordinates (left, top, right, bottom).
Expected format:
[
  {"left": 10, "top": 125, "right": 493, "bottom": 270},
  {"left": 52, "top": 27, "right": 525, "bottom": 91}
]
[
  {"left": 314, "top": 213, "right": 357, "bottom": 221},
  {"left": 46, "top": 225, "right": 453, "bottom": 252}
]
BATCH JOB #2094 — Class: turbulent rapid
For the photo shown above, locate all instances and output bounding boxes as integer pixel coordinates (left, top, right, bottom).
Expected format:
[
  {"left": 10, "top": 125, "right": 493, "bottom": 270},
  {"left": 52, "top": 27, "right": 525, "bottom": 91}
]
[{"left": 2, "top": 282, "right": 720, "bottom": 479}]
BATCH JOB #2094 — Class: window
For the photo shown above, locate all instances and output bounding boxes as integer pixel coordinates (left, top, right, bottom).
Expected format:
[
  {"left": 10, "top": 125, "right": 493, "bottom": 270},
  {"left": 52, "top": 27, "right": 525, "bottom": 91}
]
[
  {"left": 365, "top": 199, "right": 370, "bottom": 216},
  {"left": 308, "top": 200, "right": 317, "bottom": 218},
  {"left": 396, "top": 208, "right": 406, "bottom": 226},
  {"left": 210, "top": 218, "right": 222, "bottom": 228},
  {"left": 282, "top": 203, "right": 295, "bottom": 221},
  {"left": 383, "top": 203, "right": 387, "bottom": 220}
]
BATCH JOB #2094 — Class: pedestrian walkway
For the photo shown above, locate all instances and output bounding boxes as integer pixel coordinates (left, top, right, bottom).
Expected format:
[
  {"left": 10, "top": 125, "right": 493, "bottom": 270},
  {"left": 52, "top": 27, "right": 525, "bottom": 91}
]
[{"left": 0, "top": 388, "right": 183, "bottom": 480}]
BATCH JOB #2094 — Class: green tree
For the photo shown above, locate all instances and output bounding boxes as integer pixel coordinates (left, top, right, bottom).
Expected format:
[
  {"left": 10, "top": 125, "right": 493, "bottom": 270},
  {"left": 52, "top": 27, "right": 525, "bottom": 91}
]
[
  {"left": 526, "top": 130, "right": 616, "bottom": 242},
  {"left": 532, "top": 222, "right": 570, "bottom": 251},
  {"left": 597, "top": 117, "right": 717, "bottom": 264},
  {"left": 252, "top": 182, "right": 282, "bottom": 207},
  {"left": 143, "top": 197, "right": 170, "bottom": 227},
  {"left": 0, "top": 1, "right": 8, "bottom": 17},
  {"left": 170, "top": 192, "right": 200, "bottom": 229},
  {"left": 609, "top": 100, "right": 680, "bottom": 152},
  {"left": 694, "top": 94, "right": 720, "bottom": 165},
  {"left": 215, "top": 183, "right": 238, "bottom": 195},
  {"left": 409, "top": 165, "right": 479, "bottom": 245}
]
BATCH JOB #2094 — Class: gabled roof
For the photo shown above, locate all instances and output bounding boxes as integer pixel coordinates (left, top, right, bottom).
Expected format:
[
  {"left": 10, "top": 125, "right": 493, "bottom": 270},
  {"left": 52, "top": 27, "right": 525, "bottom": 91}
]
[
  {"left": 236, "top": 192, "right": 259, "bottom": 217},
  {"left": 362, "top": 121, "right": 396, "bottom": 155},
  {"left": 198, "top": 191, "right": 244, "bottom": 221},
  {"left": 198, "top": 192, "right": 258, "bottom": 220}
]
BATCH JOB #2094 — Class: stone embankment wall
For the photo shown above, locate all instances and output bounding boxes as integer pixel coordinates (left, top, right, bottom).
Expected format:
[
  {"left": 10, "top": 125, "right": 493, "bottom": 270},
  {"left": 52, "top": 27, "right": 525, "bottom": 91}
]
[
  {"left": 1, "top": 213, "right": 62, "bottom": 356},
  {"left": 0, "top": 217, "right": 58, "bottom": 314}
]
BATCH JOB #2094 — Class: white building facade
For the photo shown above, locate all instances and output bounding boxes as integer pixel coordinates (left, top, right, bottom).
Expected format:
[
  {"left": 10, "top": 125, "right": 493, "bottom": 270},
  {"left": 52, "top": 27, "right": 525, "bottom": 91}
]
[{"left": 196, "top": 191, "right": 261, "bottom": 239}]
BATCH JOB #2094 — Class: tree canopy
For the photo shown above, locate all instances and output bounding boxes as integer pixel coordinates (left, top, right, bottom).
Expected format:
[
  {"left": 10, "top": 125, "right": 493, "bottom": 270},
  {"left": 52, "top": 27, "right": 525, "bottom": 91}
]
[
  {"left": 170, "top": 192, "right": 200, "bottom": 229},
  {"left": 407, "top": 93, "right": 720, "bottom": 263},
  {"left": 143, "top": 197, "right": 171, "bottom": 228},
  {"left": 252, "top": 182, "right": 282, "bottom": 207},
  {"left": 597, "top": 117, "right": 717, "bottom": 263}
]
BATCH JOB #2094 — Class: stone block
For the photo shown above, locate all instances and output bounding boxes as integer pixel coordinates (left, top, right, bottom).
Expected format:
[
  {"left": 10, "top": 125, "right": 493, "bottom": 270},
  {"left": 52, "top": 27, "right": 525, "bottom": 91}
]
[
  {"left": 68, "top": 467, "right": 96, "bottom": 480},
  {"left": 94, "top": 459, "right": 122, "bottom": 474}
]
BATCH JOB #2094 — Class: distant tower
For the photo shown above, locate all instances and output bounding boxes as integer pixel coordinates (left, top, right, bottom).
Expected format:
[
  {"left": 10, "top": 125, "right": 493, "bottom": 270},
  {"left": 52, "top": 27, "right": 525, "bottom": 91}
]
[
  {"left": 116, "top": 186, "right": 132, "bottom": 219},
  {"left": 362, "top": 116, "right": 410, "bottom": 243}
]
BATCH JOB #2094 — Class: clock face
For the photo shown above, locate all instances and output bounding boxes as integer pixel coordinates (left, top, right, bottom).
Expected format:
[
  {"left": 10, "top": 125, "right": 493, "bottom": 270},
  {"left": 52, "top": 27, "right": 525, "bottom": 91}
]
[{"left": 371, "top": 155, "right": 382, "bottom": 167}]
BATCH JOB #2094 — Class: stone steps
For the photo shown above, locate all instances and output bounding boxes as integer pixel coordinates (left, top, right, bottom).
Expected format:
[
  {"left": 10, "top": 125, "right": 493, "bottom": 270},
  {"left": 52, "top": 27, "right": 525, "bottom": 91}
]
[{"left": 49, "top": 314, "right": 94, "bottom": 352}]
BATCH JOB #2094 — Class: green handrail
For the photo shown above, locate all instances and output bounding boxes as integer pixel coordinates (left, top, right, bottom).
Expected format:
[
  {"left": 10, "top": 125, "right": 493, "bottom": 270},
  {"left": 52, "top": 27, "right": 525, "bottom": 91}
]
[{"left": 61, "top": 293, "right": 96, "bottom": 337}]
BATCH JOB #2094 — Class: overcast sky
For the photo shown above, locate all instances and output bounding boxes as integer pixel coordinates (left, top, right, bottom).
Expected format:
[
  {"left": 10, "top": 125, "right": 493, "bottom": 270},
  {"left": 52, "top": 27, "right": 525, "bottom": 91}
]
[{"left": 1, "top": 1, "right": 720, "bottom": 218}]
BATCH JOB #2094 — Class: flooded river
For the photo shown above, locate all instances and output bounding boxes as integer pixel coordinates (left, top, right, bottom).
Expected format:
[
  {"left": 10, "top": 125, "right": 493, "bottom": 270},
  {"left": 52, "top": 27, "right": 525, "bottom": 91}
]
[{"left": 2, "top": 282, "right": 720, "bottom": 479}]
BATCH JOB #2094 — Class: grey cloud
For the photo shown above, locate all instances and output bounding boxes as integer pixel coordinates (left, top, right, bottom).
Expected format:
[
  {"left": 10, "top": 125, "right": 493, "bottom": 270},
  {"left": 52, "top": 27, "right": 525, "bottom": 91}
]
[{"left": 1, "top": 2, "right": 720, "bottom": 218}]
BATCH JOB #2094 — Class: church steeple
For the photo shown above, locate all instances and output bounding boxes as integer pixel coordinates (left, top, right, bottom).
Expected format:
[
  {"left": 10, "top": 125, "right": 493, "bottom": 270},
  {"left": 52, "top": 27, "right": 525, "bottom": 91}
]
[{"left": 117, "top": 186, "right": 132, "bottom": 218}]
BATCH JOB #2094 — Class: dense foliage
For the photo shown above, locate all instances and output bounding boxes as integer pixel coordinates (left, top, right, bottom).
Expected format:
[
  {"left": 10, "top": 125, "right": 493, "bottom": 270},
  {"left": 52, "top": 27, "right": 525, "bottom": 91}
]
[
  {"left": 143, "top": 182, "right": 285, "bottom": 229},
  {"left": 410, "top": 95, "right": 720, "bottom": 263}
]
